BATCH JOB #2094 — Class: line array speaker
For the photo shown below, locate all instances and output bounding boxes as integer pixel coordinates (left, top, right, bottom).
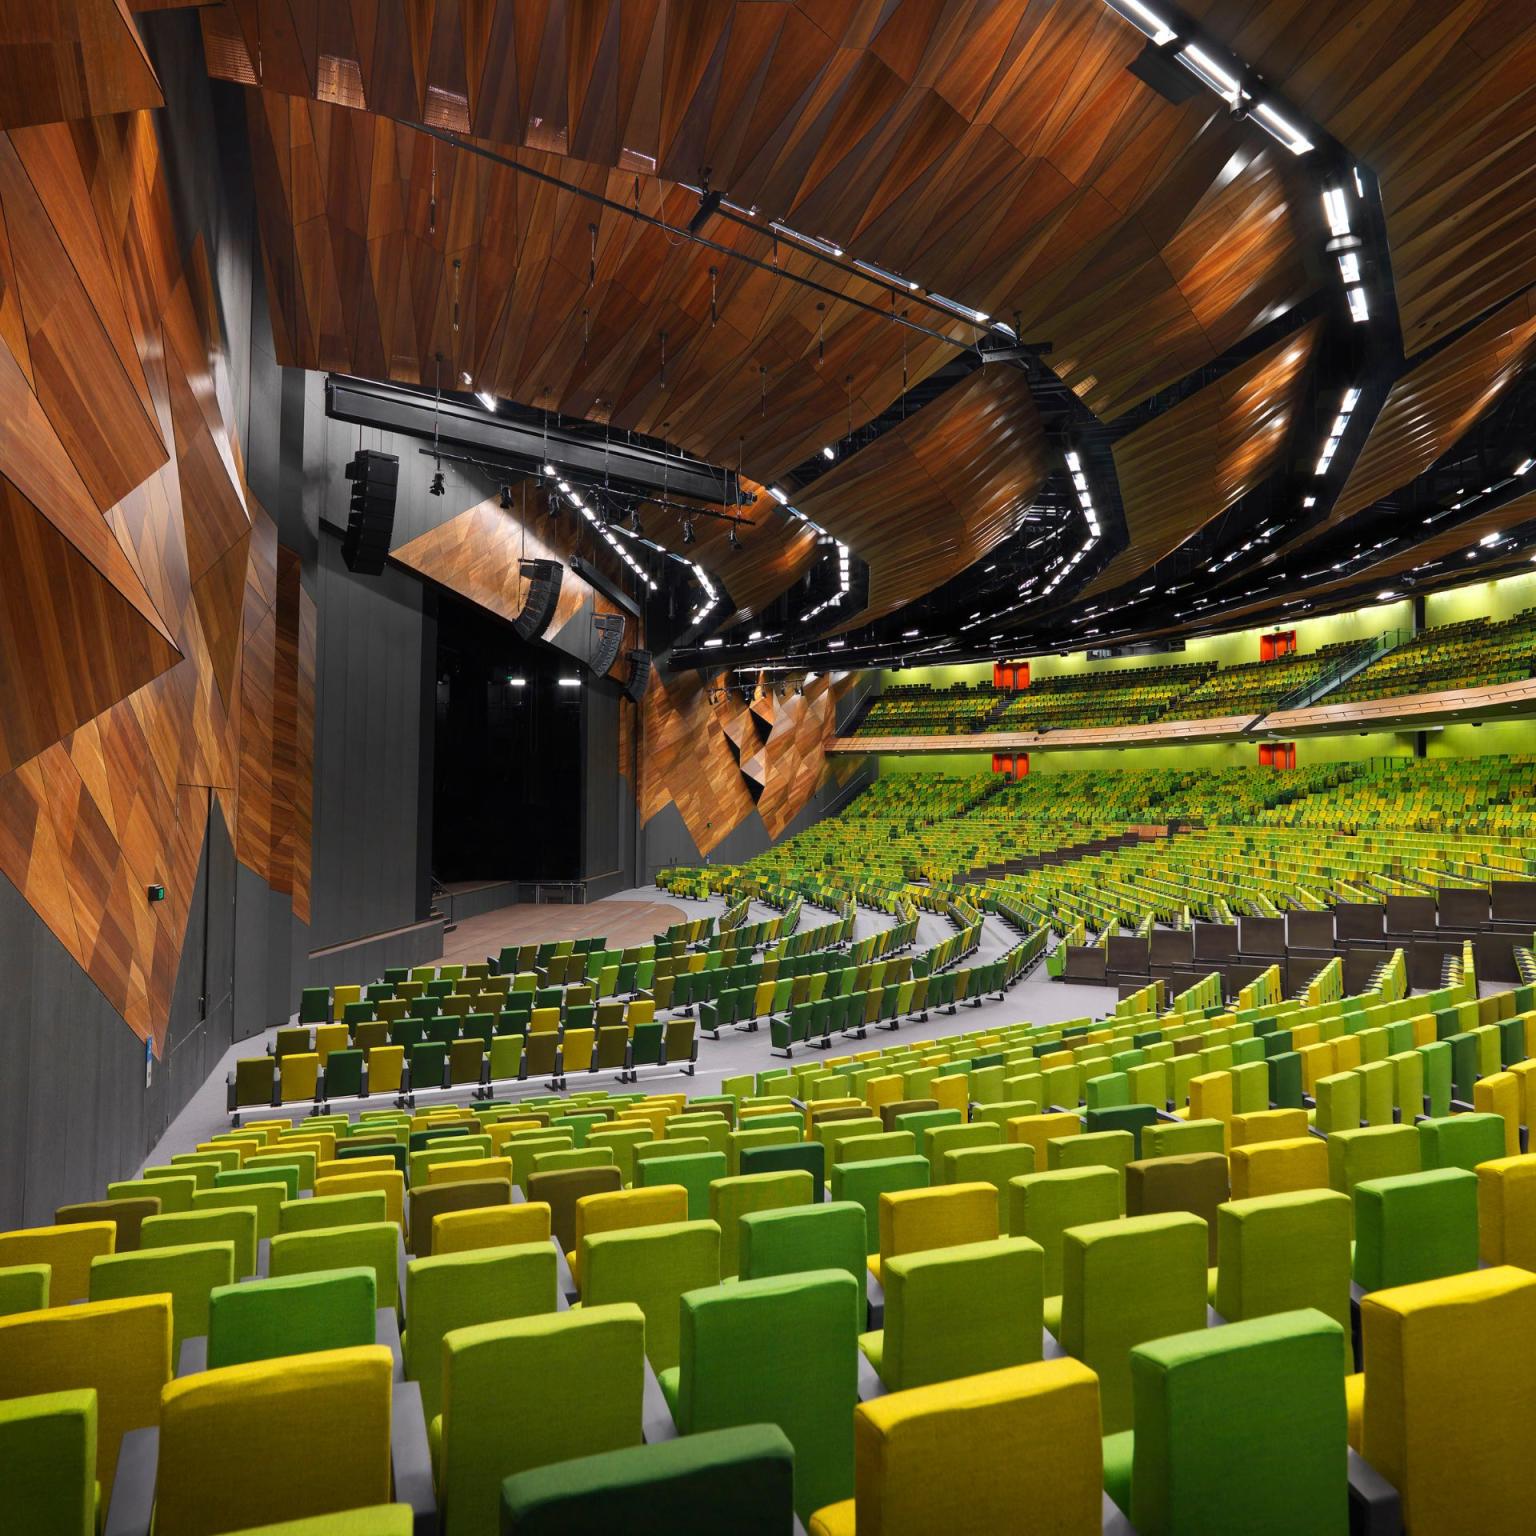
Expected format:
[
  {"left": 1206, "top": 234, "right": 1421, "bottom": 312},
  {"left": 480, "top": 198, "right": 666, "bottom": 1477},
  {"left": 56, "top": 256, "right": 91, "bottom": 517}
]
[
  {"left": 591, "top": 613, "right": 625, "bottom": 676},
  {"left": 341, "top": 449, "right": 399, "bottom": 574},
  {"left": 625, "top": 649, "right": 652, "bottom": 703},
  {"left": 514, "top": 559, "right": 563, "bottom": 641}
]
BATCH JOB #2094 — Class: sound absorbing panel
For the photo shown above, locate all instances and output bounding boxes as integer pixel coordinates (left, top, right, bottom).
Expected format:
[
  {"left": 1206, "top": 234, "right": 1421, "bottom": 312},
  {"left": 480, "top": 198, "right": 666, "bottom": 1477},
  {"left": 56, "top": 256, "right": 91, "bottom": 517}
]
[
  {"left": 591, "top": 614, "right": 625, "bottom": 676},
  {"left": 514, "top": 559, "right": 563, "bottom": 641},
  {"left": 625, "top": 650, "right": 652, "bottom": 703},
  {"left": 341, "top": 450, "right": 399, "bottom": 574}
]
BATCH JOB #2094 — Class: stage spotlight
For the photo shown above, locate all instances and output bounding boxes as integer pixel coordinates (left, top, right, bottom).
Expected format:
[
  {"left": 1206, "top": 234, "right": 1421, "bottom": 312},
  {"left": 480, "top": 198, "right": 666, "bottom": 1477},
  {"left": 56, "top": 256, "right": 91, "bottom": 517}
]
[
  {"left": 728, "top": 524, "right": 742, "bottom": 550},
  {"left": 499, "top": 484, "right": 513, "bottom": 509},
  {"left": 682, "top": 518, "right": 696, "bottom": 545},
  {"left": 429, "top": 471, "right": 445, "bottom": 497}
]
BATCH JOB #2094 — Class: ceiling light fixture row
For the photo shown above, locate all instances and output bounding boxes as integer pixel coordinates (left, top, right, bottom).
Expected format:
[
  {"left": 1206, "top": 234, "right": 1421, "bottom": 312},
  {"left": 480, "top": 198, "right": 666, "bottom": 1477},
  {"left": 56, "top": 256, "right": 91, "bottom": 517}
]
[
  {"left": 800, "top": 542, "right": 853, "bottom": 624},
  {"left": 1315, "top": 388, "right": 1362, "bottom": 477},
  {"left": 547, "top": 474, "right": 659, "bottom": 592}
]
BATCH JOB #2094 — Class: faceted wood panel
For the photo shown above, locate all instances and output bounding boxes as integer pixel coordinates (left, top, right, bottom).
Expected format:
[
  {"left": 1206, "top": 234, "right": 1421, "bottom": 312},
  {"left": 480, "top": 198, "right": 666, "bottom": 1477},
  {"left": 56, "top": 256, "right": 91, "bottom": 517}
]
[
  {"left": 0, "top": 106, "right": 312, "bottom": 1048},
  {"left": 1330, "top": 293, "right": 1536, "bottom": 528},
  {"left": 1183, "top": 0, "right": 1536, "bottom": 354},
  {"left": 0, "top": 0, "right": 163, "bottom": 129},
  {"left": 639, "top": 666, "right": 855, "bottom": 855},
  {"left": 1084, "top": 321, "right": 1320, "bottom": 598},
  {"left": 796, "top": 367, "right": 1049, "bottom": 624}
]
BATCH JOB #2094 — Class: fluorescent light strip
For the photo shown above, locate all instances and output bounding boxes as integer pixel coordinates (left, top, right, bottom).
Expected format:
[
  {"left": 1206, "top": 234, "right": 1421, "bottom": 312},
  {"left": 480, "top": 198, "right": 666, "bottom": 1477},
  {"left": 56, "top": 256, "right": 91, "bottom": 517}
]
[
  {"left": 1252, "top": 101, "right": 1313, "bottom": 155},
  {"left": 1107, "top": 0, "right": 1177, "bottom": 46}
]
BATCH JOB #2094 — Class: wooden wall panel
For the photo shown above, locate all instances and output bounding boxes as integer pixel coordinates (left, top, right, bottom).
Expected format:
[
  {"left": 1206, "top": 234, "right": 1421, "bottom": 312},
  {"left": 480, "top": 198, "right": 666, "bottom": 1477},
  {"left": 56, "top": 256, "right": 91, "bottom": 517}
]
[
  {"left": 0, "top": 105, "right": 312, "bottom": 1049},
  {"left": 639, "top": 668, "right": 855, "bottom": 855},
  {"left": 1085, "top": 321, "right": 1320, "bottom": 598},
  {"left": 0, "top": 0, "right": 163, "bottom": 129},
  {"left": 796, "top": 367, "right": 1049, "bottom": 624}
]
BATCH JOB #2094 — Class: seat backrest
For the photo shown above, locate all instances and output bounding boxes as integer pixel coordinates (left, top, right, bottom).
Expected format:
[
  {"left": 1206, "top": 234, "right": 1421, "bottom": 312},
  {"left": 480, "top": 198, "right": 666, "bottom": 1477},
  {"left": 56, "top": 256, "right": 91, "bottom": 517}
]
[
  {"left": 0, "top": 1386, "right": 97, "bottom": 1536},
  {"left": 634, "top": 1151, "right": 726, "bottom": 1222},
  {"left": 881, "top": 1236, "right": 1044, "bottom": 1392},
  {"left": 1007, "top": 1167, "right": 1120, "bottom": 1297},
  {"left": 1417, "top": 1112, "right": 1507, "bottom": 1173},
  {"left": 499, "top": 1424, "right": 794, "bottom": 1536},
  {"left": 1476, "top": 1154, "right": 1536, "bottom": 1269},
  {"left": 1352, "top": 1167, "right": 1479, "bottom": 1292},
  {"left": 738, "top": 1201, "right": 867, "bottom": 1293},
  {"left": 1060, "top": 1212, "right": 1209, "bottom": 1433},
  {"left": 0, "top": 1295, "right": 171, "bottom": 1505},
  {"left": 828, "top": 1157, "right": 931, "bottom": 1254},
  {"left": 280, "top": 1190, "right": 389, "bottom": 1234},
  {"left": 268, "top": 1220, "right": 400, "bottom": 1307},
  {"left": 407, "top": 1178, "right": 514, "bottom": 1256},
  {"left": 405, "top": 1242, "right": 556, "bottom": 1422},
  {"left": 1125, "top": 1152, "right": 1231, "bottom": 1264},
  {"left": 88, "top": 1241, "right": 235, "bottom": 1351},
  {"left": 527, "top": 1168, "right": 624, "bottom": 1253},
  {"left": 581, "top": 1220, "right": 721, "bottom": 1374},
  {"left": 54, "top": 1197, "right": 161, "bottom": 1253},
  {"left": 572, "top": 1187, "right": 688, "bottom": 1277},
  {"left": 1361, "top": 1266, "right": 1536, "bottom": 1535},
  {"left": 1215, "top": 1188, "right": 1352, "bottom": 1333},
  {"left": 0, "top": 1222, "right": 115, "bottom": 1304},
  {"left": 313, "top": 1169, "right": 405, "bottom": 1228},
  {"left": 1228, "top": 1137, "right": 1329, "bottom": 1201},
  {"left": 877, "top": 1183, "right": 998, "bottom": 1268},
  {"left": 190, "top": 1184, "right": 285, "bottom": 1240},
  {"left": 1129, "top": 1308, "right": 1349, "bottom": 1535},
  {"left": 207, "top": 1267, "right": 376, "bottom": 1368},
  {"left": 848, "top": 1358, "right": 1102, "bottom": 1536},
  {"left": 677, "top": 1269, "right": 859, "bottom": 1521},
  {"left": 440, "top": 1305, "right": 646, "bottom": 1536},
  {"left": 155, "top": 1345, "right": 393, "bottom": 1536},
  {"left": 708, "top": 1171, "right": 817, "bottom": 1278},
  {"left": 431, "top": 1203, "right": 552, "bottom": 1256}
]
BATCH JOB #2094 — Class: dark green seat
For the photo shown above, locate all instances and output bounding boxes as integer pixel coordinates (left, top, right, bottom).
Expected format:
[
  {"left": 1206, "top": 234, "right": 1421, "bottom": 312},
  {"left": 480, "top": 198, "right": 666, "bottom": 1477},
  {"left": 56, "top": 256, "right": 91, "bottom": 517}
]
[
  {"left": 206, "top": 1267, "right": 377, "bottom": 1367},
  {"left": 631, "top": 1022, "right": 664, "bottom": 1069},
  {"left": 323, "top": 1048, "right": 364, "bottom": 1100},
  {"left": 409, "top": 1124, "right": 470, "bottom": 1152},
  {"left": 1085, "top": 1103, "right": 1161, "bottom": 1157},
  {"left": 739, "top": 1142, "right": 825, "bottom": 1199},
  {"left": 409, "top": 1041, "right": 448, "bottom": 1092},
  {"left": 500, "top": 1424, "right": 794, "bottom": 1535},
  {"left": 298, "top": 987, "right": 331, "bottom": 1025}
]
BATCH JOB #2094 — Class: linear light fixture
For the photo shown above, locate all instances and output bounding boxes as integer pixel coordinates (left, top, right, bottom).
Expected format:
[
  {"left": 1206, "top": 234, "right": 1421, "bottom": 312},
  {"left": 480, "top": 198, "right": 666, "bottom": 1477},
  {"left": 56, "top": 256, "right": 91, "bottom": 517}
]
[{"left": 1107, "top": 0, "right": 1176, "bottom": 46}]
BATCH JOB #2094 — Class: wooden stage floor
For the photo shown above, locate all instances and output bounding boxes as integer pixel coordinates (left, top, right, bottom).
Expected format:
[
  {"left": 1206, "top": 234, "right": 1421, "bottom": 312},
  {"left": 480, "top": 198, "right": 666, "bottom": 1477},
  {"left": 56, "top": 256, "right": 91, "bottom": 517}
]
[{"left": 437, "top": 899, "right": 688, "bottom": 966}]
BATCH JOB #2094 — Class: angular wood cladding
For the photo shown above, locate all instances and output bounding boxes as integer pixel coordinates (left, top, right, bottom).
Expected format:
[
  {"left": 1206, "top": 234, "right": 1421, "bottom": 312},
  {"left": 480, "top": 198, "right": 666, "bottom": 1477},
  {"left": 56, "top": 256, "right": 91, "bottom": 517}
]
[
  {"left": 637, "top": 669, "right": 856, "bottom": 856},
  {"left": 0, "top": 107, "right": 312, "bottom": 1047}
]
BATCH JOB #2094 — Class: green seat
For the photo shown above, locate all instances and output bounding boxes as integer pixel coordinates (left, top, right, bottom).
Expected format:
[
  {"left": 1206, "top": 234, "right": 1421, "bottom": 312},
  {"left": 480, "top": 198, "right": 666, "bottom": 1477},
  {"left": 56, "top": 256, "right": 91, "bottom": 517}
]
[
  {"left": 323, "top": 1048, "right": 365, "bottom": 1099},
  {"left": 861, "top": 1236, "right": 1044, "bottom": 1392},
  {"left": 1008, "top": 1166, "right": 1119, "bottom": 1299},
  {"left": 738, "top": 1201, "right": 868, "bottom": 1297},
  {"left": 499, "top": 1424, "right": 795, "bottom": 1536},
  {"left": 1103, "top": 1309, "right": 1350, "bottom": 1535},
  {"left": 1352, "top": 1168, "right": 1479, "bottom": 1292},
  {"left": 141, "top": 1208, "right": 258, "bottom": 1282},
  {"left": 0, "top": 1264, "right": 50, "bottom": 1318},
  {"left": 829, "top": 1156, "right": 930, "bottom": 1254},
  {"left": 709, "top": 1172, "right": 816, "bottom": 1279},
  {"left": 206, "top": 1267, "right": 377, "bottom": 1368},
  {"left": 737, "top": 1142, "right": 825, "bottom": 1199},
  {"left": 404, "top": 1242, "right": 557, "bottom": 1423},
  {"left": 658, "top": 1269, "right": 859, "bottom": 1522},
  {"left": 1417, "top": 1112, "right": 1506, "bottom": 1173},
  {"left": 437, "top": 1306, "right": 646, "bottom": 1536},
  {"left": 88, "top": 1242, "right": 235, "bottom": 1351},
  {"left": 633, "top": 1151, "right": 726, "bottom": 1221},
  {"left": 107, "top": 1175, "right": 197, "bottom": 1214},
  {"left": 1059, "top": 1212, "right": 1208, "bottom": 1433},
  {"left": 1141, "top": 1119, "right": 1226, "bottom": 1160},
  {"left": 0, "top": 1388, "right": 97, "bottom": 1536},
  {"left": 267, "top": 1221, "right": 401, "bottom": 1307},
  {"left": 943, "top": 1144, "right": 1036, "bottom": 1232},
  {"left": 190, "top": 1184, "right": 285, "bottom": 1241},
  {"left": 1215, "top": 1189, "right": 1352, "bottom": 1337},
  {"left": 1047, "top": 1129, "right": 1136, "bottom": 1213},
  {"left": 279, "top": 1191, "right": 389, "bottom": 1234},
  {"left": 217, "top": 1164, "right": 301, "bottom": 1203},
  {"left": 581, "top": 1220, "right": 722, "bottom": 1373},
  {"left": 1326, "top": 1125, "right": 1421, "bottom": 1206}
]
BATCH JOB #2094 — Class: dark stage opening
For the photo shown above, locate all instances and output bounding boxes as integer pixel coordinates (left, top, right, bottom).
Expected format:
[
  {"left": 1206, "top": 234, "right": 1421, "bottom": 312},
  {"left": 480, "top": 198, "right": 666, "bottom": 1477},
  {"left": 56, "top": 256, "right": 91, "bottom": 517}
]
[{"left": 431, "top": 592, "right": 582, "bottom": 883}]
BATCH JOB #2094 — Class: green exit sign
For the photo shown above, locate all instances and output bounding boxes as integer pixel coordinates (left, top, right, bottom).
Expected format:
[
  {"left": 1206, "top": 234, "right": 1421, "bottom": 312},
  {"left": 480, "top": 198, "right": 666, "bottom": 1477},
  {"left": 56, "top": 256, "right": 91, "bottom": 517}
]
[{"left": 146, "top": 883, "right": 166, "bottom": 903}]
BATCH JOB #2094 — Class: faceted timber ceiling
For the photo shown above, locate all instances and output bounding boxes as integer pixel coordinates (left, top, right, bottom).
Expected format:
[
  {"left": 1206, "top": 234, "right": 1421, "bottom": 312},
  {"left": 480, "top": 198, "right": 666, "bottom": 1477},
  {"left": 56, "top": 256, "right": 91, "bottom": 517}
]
[{"left": 191, "top": 0, "right": 1536, "bottom": 665}]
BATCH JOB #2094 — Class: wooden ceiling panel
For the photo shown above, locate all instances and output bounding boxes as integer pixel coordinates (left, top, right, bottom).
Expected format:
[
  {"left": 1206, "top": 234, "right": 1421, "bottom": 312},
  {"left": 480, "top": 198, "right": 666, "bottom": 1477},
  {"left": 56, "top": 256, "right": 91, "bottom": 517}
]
[
  {"left": 1084, "top": 319, "right": 1320, "bottom": 597},
  {"left": 1183, "top": 0, "right": 1536, "bottom": 354},
  {"left": 794, "top": 366, "right": 1049, "bottom": 624},
  {"left": 0, "top": 0, "right": 162, "bottom": 129}
]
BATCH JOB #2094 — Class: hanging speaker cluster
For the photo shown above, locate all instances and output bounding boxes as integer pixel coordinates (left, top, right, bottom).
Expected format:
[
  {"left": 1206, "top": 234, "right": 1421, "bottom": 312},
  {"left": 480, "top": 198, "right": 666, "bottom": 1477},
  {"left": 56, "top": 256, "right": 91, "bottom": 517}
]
[
  {"left": 625, "top": 649, "right": 652, "bottom": 703},
  {"left": 514, "top": 559, "right": 563, "bottom": 641},
  {"left": 341, "top": 449, "right": 399, "bottom": 574},
  {"left": 591, "top": 613, "right": 625, "bottom": 676}
]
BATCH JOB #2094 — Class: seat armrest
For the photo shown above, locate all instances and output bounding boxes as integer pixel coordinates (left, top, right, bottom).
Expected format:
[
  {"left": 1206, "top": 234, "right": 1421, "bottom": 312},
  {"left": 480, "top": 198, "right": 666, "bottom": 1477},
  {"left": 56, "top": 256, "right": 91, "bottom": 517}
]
[
  {"left": 255, "top": 1238, "right": 270, "bottom": 1278},
  {"left": 1101, "top": 1490, "right": 1138, "bottom": 1535},
  {"left": 857, "top": 1351, "right": 885, "bottom": 1402},
  {"left": 642, "top": 1358, "right": 678, "bottom": 1443},
  {"left": 378, "top": 1306, "right": 405, "bottom": 1378},
  {"left": 1347, "top": 1448, "right": 1401, "bottom": 1536},
  {"left": 391, "top": 1379, "right": 437, "bottom": 1536},
  {"left": 553, "top": 1239, "right": 577, "bottom": 1307},
  {"left": 176, "top": 1335, "right": 208, "bottom": 1376},
  {"left": 864, "top": 1269, "right": 884, "bottom": 1331},
  {"left": 103, "top": 1426, "right": 158, "bottom": 1536}
]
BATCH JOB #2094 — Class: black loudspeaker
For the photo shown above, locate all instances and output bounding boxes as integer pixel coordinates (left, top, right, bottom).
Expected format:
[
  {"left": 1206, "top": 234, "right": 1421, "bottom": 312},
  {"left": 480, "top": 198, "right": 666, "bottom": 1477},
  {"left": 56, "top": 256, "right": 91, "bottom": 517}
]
[
  {"left": 341, "top": 449, "right": 398, "bottom": 574},
  {"left": 625, "top": 649, "right": 652, "bottom": 703},
  {"left": 591, "top": 613, "right": 625, "bottom": 676},
  {"left": 514, "top": 559, "right": 563, "bottom": 641}
]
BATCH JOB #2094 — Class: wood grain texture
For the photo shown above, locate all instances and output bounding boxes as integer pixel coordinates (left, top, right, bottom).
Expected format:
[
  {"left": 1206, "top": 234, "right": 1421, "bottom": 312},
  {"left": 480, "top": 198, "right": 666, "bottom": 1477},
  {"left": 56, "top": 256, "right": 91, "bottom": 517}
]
[
  {"left": 639, "top": 667, "right": 855, "bottom": 854},
  {"left": 1084, "top": 321, "right": 1319, "bottom": 598},
  {"left": 1182, "top": 0, "right": 1536, "bottom": 354},
  {"left": 0, "top": 0, "right": 162, "bottom": 129},
  {"left": 1329, "top": 293, "right": 1536, "bottom": 529},
  {"left": 0, "top": 106, "right": 312, "bottom": 1048},
  {"left": 796, "top": 367, "right": 1049, "bottom": 624}
]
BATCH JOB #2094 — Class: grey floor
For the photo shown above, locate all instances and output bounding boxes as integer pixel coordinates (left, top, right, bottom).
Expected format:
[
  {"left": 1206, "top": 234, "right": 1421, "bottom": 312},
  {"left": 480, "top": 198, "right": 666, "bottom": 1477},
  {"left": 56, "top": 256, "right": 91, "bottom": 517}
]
[{"left": 141, "top": 885, "right": 1115, "bottom": 1171}]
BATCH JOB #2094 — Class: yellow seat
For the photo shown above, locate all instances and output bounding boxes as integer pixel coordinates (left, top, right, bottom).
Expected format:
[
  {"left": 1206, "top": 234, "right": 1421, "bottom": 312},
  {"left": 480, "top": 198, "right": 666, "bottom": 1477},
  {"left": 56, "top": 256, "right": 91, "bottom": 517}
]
[
  {"left": 0, "top": 1296, "right": 171, "bottom": 1506},
  {"left": 367, "top": 1045, "right": 406, "bottom": 1094},
  {"left": 1229, "top": 1108, "right": 1309, "bottom": 1148},
  {"left": 1005, "top": 1112, "right": 1080, "bottom": 1168},
  {"left": 808, "top": 1358, "right": 1102, "bottom": 1535},
  {"left": 872, "top": 1184, "right": 997, "bottom": 1279},
  {"left": 154, "top": 1345, "right": 393, "bottom": 1535},
  {"left": 1358, "top": 1266, "right": 1536, "bottom": 1534},
  {"left": 313, "top": 1023, "right": 349, "bottom": 1064},
  {"left": 432, "top": 1204, "right": 553, "bottom": 1255},
  {"left": 1229, "top": 1138, "right": 1329, "bottom": 1201},
  {"left": 429, "top": 1156, "right": 514, "bottom": 1188},
  {"left": 314, "top": 1170, "right": 405, "bottom": 1230},
  {"left": 332, "top": 984, "right": 363, "bottom": 1021},
  {"left": 1475, "top": 1155, "right": 1536, "bottom": 1269},
  {"left": 1473, "top": 1072, "right": 1522, "bottom": 1158},
  {"left": 279, "top": 1052, "right": 321, "bottom": 1104},
  {"left": 0, "top": 1222, "right": 115, "bottom": 1305}
]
